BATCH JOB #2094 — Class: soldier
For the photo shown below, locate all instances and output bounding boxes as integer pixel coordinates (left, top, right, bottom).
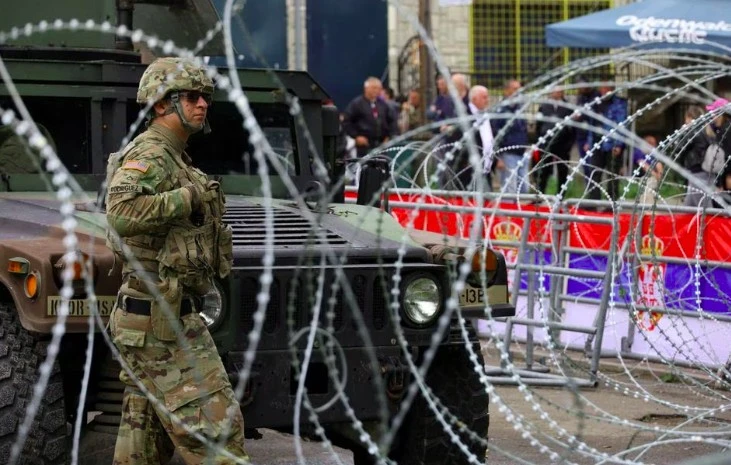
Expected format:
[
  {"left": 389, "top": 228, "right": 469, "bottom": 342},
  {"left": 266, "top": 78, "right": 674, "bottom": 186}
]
[
  {"left": 105, "top": 57, "right": 247, "bottom": 464},
  {"left": 0, "top": 124, "right": 56, "bottom": 175}
]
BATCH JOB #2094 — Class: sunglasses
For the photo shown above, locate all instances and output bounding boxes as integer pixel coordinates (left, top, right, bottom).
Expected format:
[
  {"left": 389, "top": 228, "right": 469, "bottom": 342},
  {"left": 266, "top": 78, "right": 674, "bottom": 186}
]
[{"left": 176, "top": 90, "right": 213, "bottom": 106}]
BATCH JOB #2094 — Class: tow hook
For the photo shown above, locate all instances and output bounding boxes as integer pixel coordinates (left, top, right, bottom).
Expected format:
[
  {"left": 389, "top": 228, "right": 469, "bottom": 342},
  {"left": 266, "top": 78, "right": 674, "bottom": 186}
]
[{"left": 381, "top": 356, "right": 408, "bottom": 401}]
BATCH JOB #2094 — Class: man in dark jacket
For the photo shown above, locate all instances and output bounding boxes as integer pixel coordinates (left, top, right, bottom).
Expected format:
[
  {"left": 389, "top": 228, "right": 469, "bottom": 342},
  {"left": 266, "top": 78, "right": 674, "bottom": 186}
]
[
  {"left": 712, "top": 163, "right": 731, "bottom": 209},
  {"left": 583, "top": 84, "right": 628, "bottom": 202},
  {"left": 491, "top": 79, "right": 529, "bottom": 195},
  {"left": 575, "top": 77, "right": 601, "bottom": 180},
  {"left": 708, "top": 98, "right": 731, "bottom": 178},
  {"left": 380, "top": 86, "right": 401, "bottom": 132},
  {"left": 535, "top": 88, "right": 576, "bottom": 194},
  {"left": 343, "top": 77, "right": 398, "bottom": 157},
  {"left": 427, "top": 75, "right": 455, "bottom": 128},
  {"left": 452, "top": 73, "right": 471, "bottom": 110},
  {"left": 681, "top": 103, "right": 730, "bottom": 207}
]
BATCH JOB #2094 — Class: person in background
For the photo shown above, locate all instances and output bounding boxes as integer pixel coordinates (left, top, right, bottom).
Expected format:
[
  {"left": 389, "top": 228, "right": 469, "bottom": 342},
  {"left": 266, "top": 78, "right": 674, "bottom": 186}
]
[
  {"left": 632, "top": 134, "right": 658, "bottom": 174},
  {"left": 427, "top": 74, "right": 455, "bottom": 129},
  {"left": 398, "top": 89, "right": 433, "bottom": 187},
  {"left": 399, "top": 89, "right": 428, "bottom": 137},
  {"left": 680, "top": 105, "right": 715, "bottom": 207},
  {"left": 706, "top": 98, "right": 731, "bottom": 178},
  {"left": 426, "top": 75, "right": 458, "bottom": 188},
  {"left": 682, "top": 99, "right": 731, "bottom": 206},
  {"left": 445, "top": 85, "right": 493, "bottom": 191},
  {"left": 708, "top": 98, "right": 731, "bottom": 148},
  {"left": 575, "top": 76, "right": 601, "bottom": 180},
  {"left": 342, "top": 77, "right": 397, "bottom": 158},
  {"left": 451, "top": 73, "right": 470, "bottom": 110},
  {"left": 535, "top": 87, "right": 576, "bottom": 195},
  {"left": 491, "top": 79, "right": 529, "bottom": 196},
  {"left": 630, "top": 134, "right": 664, "bottom": 205},
  {"left": 638, "top": 160, "right": 664, "bottom": 205},
  {"left": 583, "top": 83, "right": 628, "bottom": 203},
  {"left": 711, "top": 163, "right": 731, "bottom": 209},
  {"left": 468, "top": 85, "right": 494, "bottom": 192},
  {"left": 380, "top": 86, "right": 401, "bottom": 134},
  {"left": 336, "top": 111, "right": 358, "bottom": 185}
]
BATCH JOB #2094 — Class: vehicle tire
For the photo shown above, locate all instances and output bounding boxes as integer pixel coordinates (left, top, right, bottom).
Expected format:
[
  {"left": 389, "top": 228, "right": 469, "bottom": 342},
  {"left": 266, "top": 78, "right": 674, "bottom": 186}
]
[
  {"left": 0, "top": 302, "right": 68, "bottom": 464},
  {"left": 392, "top": 344, "right": 489, "bottom": 465}
]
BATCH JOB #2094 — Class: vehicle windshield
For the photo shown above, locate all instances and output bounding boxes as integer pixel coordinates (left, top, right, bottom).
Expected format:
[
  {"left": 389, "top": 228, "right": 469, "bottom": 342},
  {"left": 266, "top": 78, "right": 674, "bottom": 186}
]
[
  {"left": 0, "top": 96, "right": 298, "bottom": 176},
  {"left": 146, "top": 100, "right": 300, "bottom": 177},
  {"left": 0, "top": 96, "right": 91, "bottom": 175},
  {"left": 0, "top": 92, "right": 303, "bottom": 198}
]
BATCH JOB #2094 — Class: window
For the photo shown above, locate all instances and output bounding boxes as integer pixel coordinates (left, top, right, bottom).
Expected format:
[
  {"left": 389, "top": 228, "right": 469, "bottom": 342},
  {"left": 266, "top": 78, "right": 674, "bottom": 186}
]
[
  {"left": 0, "top": 96, "right": 91, "bottom": 174},
  {"left": 189, "top": 101, "right": 298, "bottom": 177},
  {"left": 471, "top": 0, "right": 612, "bottom": 89},
  {"left": 126, "top": 100, "right": 298, "bottom": 177}
]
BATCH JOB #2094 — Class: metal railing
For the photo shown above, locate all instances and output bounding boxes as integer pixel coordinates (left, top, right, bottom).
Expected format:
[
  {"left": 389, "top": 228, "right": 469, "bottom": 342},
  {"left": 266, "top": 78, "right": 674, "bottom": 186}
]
[{"left": 343, "top": 186, "right": 731, "bottom": 385}]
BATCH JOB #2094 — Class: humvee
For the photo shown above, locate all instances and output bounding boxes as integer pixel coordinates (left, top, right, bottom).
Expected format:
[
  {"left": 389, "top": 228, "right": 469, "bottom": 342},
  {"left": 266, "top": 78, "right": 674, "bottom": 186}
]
[{"left": 0, "top": 1, "right": 514, "bottom": 464}]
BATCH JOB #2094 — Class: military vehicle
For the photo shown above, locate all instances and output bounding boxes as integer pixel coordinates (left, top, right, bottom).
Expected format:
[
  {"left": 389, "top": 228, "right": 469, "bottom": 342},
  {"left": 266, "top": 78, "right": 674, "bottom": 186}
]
[{"left": 0, "top": 1, "right": 514, "bottom": 464}]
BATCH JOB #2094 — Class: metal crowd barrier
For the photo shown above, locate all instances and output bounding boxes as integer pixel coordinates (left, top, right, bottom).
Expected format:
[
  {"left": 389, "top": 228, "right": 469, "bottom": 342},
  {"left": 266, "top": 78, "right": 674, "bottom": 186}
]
[{"left": 343, "top": 186, "right": 731, "bottom": 386}]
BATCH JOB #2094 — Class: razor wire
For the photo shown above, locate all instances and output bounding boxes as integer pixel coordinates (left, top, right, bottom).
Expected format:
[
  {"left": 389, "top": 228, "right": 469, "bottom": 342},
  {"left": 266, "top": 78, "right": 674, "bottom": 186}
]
[{"left": 2, "top": 4, "right": 731, "bottom": 465}]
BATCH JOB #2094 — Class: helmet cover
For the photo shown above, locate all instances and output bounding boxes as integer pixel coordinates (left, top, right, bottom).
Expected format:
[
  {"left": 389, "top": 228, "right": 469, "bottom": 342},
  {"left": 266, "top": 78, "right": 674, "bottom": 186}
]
[{"left": 136, "top": 57, "right": 214, "bottom": 104}]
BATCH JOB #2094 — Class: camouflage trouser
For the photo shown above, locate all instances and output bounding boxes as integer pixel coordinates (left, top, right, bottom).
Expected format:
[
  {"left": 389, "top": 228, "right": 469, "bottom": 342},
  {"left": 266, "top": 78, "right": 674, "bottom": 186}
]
[{"left": 110, "top": 306, "right": 248, "bottom": 465}]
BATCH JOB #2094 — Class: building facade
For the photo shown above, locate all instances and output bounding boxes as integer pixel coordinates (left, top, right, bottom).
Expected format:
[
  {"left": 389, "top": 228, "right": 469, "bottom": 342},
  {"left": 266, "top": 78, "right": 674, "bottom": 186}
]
[
  {"left": 387, "top": 0, "right": 634, "bottom": 95},
  {"left": 215, "top": 0, "right": 390, "bottom": 109}
]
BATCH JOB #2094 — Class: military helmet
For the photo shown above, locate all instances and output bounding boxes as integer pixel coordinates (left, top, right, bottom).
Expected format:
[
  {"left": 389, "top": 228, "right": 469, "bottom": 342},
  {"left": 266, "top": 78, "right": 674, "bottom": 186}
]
[{"left": 136, "top": 57, "right": 214, "bottom": 104}]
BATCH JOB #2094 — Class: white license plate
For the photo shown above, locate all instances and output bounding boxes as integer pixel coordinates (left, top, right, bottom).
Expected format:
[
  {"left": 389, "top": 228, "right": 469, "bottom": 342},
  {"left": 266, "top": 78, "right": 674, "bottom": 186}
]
[
  {"left": 47, "top": 296, "right": 117, "bottom": 317},
  {"left": 459, "top": 286, "right": 485, "bottom": 307}
]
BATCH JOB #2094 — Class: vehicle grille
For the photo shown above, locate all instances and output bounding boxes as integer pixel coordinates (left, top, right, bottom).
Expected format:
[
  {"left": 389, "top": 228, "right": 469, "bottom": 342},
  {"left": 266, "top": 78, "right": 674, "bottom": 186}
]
[
  {"left": 236, "top": 269, "right": 391, "bottom": 346},
  {"left": 224, "top": 205, "right": 348, "bottom": 248}
]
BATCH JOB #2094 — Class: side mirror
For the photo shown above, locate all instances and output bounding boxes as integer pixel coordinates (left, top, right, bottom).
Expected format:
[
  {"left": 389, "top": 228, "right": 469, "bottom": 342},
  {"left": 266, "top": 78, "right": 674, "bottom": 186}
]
[{"left": 356, "top": 155, "right": 391, "bottom": 212}]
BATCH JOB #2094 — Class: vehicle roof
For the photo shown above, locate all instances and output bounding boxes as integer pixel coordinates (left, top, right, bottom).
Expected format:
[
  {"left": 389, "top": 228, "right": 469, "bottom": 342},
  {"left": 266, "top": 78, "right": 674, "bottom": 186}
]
[{"left": 0, "top": 52, "right": 330, "bottom": 102}]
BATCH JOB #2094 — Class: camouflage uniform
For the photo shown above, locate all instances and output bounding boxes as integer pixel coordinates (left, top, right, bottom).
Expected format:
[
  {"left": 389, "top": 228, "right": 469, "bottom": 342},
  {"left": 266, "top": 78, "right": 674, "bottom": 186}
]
[{"left": 106, "top": 57, "right": 246, "bottom": 465}]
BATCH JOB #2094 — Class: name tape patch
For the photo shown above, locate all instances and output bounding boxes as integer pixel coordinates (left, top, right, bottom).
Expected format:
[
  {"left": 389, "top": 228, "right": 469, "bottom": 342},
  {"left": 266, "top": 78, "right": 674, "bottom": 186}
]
[
  {"left": 109, "top": 184, "right": 144, "bottom": 194},
  {"left": 122, "top": 160, "right": 150, "bottom": 173}
]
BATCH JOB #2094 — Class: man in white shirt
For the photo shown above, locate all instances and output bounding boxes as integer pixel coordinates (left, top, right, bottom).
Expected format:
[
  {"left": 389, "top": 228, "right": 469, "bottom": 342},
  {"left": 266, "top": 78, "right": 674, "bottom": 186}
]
[
  {"left": 468, "top": 85, "right": 494, "bottom": 191},
  {"left": 440, "top": 85, "right": 494, "bottom": 191}
]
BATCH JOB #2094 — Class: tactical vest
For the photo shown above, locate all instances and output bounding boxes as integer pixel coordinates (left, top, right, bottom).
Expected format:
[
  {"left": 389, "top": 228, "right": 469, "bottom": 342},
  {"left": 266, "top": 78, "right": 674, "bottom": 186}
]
[
  {"left": 158, "top": 152, "right": 233, "bottom": 297},
  {"left": 105, "top": 145, "right": 233, "bottom": 296},
  {"left": 106, "top": 143, "right": 233, "bottom": 341}
]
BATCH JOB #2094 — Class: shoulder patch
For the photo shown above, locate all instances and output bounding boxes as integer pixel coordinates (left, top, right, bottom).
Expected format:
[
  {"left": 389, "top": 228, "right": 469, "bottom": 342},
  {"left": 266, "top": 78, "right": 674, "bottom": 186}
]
[{"left": 122, "top": 160, "right": 150, "bottom": 173}]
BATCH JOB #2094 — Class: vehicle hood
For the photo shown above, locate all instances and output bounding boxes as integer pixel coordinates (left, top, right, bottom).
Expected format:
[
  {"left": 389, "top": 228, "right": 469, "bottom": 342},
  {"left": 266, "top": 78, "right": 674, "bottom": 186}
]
[
  {"left": 0, "top": 193, "right": 430, "bottom": 262},
  {"left": 225, "top": 197, "right": 430, "bottom": 262},
  {"left": 0, "top": 192, "right": 107, "bottom": 241}
]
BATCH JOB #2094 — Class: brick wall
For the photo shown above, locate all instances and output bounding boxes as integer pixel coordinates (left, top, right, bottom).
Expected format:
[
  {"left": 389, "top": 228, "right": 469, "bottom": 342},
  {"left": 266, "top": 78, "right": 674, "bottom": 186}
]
[
  {"left": 386, "top": 0, "right": 637, "bottom": 94},
  {"left": 291, "top": 0, "right": 635, "bottom": 77}
]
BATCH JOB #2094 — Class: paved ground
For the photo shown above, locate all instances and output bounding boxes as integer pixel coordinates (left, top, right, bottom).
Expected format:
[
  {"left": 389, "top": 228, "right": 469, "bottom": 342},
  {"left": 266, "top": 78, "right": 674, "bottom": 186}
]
[
  {"left": 79, "top": 427, "right": 353, "bottom": 465},
  {"left": 79, "top": 343, "right": 731, "bottom": 464},
  {"left": 484, "top": 344, "right": 731, "bottom": 465}
]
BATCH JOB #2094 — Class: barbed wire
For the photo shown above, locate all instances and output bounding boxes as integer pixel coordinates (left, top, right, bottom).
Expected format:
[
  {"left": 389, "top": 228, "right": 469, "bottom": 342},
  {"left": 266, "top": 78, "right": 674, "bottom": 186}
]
[{"left": 1, "top": 5, "right": 731, "bottom": 465}]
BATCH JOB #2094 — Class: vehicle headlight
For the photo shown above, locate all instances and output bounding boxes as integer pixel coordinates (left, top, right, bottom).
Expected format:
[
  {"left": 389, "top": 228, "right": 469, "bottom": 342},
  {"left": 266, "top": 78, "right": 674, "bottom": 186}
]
[
  {"left": 198, "top": 283, "right": 225, "bottom": 329},
  {"left": 403, "top": 276, "right": 442, "bottom": 325}
]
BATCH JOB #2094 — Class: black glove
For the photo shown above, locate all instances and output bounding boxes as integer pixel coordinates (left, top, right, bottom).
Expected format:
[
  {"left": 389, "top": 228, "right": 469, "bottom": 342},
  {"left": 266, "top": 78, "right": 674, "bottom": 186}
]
[
  {"left": 184, "top": 184, "right": 203, "bottom": 211},
  {"left": 184, "top": 184, "right": 205, "bottom": 226}
]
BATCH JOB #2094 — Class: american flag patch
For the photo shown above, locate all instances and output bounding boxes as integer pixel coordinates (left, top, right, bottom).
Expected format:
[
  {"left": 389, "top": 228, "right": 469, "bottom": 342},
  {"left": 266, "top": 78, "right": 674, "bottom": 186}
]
[{"left": 121, "top": 160, "right": 150, "bottom": 173}]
